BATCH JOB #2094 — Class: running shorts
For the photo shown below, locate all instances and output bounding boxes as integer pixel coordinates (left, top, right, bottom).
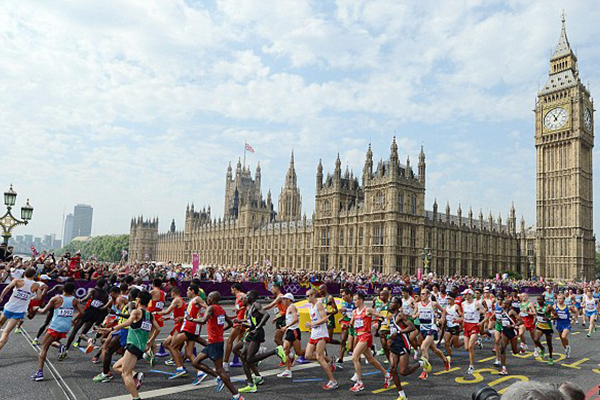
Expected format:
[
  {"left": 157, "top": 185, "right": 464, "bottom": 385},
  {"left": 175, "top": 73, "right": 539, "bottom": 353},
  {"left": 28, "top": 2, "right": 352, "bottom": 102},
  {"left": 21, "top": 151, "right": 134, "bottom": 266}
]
[
  {"left": 356, "top": 333, "right": 373, "bottom": 348},
  {"left": 463, "top": 322, "right": 480, "bottom": 338},
  {"left": 536, "top": 327, "right": 553, "bottom": 336},
  {"left": 125, "top": 343, "right": 144, "bottom": 360},
  {"left": 47, "top": 328, "right": 67, "bottom": 340},
  {"left": 390, "top": 334, "right": 410, "bottom": 356},
  {"left": 556, "top": 320, "right": 572, "bottom": 332},
  {"left": 244, "top": 328, "right": 265, "bottom": 344},
  {"left": 522, "top": 316, "right": 535, "bottom": 331},
  {"left": 285, "top": 328, "right": 301, "bottom": 343},
  {"left": 2, "top": 310, "right": 25, "bottom": 320},
  {"left": 585, "top": 310, "right": 597, "bottom": 318},
  {"left": 420, "top": 328, "right": 438, "bottom": 341},
  {"left": 202, "top": 342, "right": 224, "bottom": 361},
  {"left": 308, "top": 336, "right": 329, "bottom": 346},
  {"left": 502, "top": 327, "right": 517, "bottom": 339},
  {"left": 446, "top": 326, "right": 461, "bottom": 336}
]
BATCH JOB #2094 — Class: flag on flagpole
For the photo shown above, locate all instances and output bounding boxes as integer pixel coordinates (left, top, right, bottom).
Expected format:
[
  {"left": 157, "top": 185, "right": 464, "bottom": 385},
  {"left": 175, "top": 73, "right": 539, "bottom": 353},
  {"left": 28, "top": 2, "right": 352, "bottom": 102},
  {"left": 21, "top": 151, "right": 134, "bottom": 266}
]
[{"left": 245, "top": 142, "right": 255, "bottom": 153}]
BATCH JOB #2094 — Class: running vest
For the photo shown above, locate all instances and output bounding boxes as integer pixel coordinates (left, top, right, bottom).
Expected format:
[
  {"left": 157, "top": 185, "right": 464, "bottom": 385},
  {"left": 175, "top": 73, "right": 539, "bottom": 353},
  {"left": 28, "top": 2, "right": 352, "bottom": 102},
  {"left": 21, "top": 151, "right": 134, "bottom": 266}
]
[
  {"left": 285, "top": 305, "right": 299, "bottom": 330},
  {"left": 484, "top": 298, "right": 494, "bottom": 313},
  {"left": 4, "top": 279, "right": 35, "bottom": 313},
  {"left": 418, "top": 301, "right": 436, "bottom": 330},
  {"left": 585, "top": 297, "right": 596, "bottom": 312},
  {"left": 462, "top": 301, "right": 480, "bottom": 324},
  {"left": 438, "top": 294, "right": 449, "bottom": 309},
  {"left": 445, "top": 304, "right": 459, "bottom": 328},
  {"left": 341, "top": 300, "right": 355, "bottom": 321},
  {"left": 207, "top": 304, "right": 226, "bottom": 344},
  {"left": 565, "top": 296, "right": 573, "bottom": 307},
  {"left": 500, "top": 310, "right": 515, "bottom": 328},
  {"left": 353, "top": 306, "right": 372, "bottom": 336},
  {"left": 127, "top": 309, "right": 152, "bottom": 351},
  {"left": 148, "top": 290, "right": 166, "bottom": 313},
  {"left": 544, "top": 292, "right": 555, "bottom": 306},
  {"left": 494, "top": 304, "right": 503, "bottom": 324},
  {"left": 519, "top": 301, "right": 532, "bottom": 318},
  {"left": 309, "top": 302, "right": 328, "bottom": 339},
  {"left": 556, "top": 303, "right": 570, "bottom": 321},
  {"left": 49, "top": 295, "right": 75, "bottom": 333},
  {"left": 402, "top": 298, "right": 415, "bottom": 316},
  {"left": 536, "top": 304, "right": 551, "bottom": 330},
  {"left": 234, "top": 294, "right": 246, "bottom": 321},
  {"left": 575, "top": 294, "right": 583, "bottom": 306},
  {"left": 182, "top": 298, "right": 202, "bottom": 335},
  {"left": 172, "top": 298, "right": 186, "bottom": 322}
]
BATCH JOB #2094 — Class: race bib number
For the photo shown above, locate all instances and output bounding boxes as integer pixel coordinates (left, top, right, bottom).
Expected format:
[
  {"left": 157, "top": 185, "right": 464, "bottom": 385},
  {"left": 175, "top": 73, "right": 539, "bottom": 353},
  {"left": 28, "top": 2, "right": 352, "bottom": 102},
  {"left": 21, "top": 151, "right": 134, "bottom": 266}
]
[
  {"left": 14, "top": 290, "right": 30, "bottom": 300},
  {"left": 217, "top": 315, "right": 226, "bottom": 325},
  {"left": 57, "top": 308, "right": 74, "bottom": 317},
  {"left": 465, "top": 311, "right": 476, "bottom": 321},
  {"left": 354, "top": 319, "right": 364, "bottom": 329},
  {"left": 420, "top": 310, "right": 433, "bottom": 320},
  {"left": 195, "top": 323, "right": 200, "bottom": 335},
  {"left": 155, "top": 301, "right": 165, "bottom": 309},
  {"left": 536, "top": 315, "right": 545, "bottom": 323},
  {"left": 141, "top": 321, "right": 152, "bottom": 331},
  {"left": 90, "top": 300, "right": 104, "bottom": 308},
  {"left": 390, "top": 324, "right": 397, "bottom": 334}
]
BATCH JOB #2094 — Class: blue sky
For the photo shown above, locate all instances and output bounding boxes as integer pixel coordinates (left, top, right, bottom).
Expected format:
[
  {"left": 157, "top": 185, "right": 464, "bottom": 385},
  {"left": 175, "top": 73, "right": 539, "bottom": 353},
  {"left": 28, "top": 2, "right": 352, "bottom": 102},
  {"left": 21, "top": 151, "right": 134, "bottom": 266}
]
[{"left": 1, "top": 0, "right": 598, "bottom": 240}]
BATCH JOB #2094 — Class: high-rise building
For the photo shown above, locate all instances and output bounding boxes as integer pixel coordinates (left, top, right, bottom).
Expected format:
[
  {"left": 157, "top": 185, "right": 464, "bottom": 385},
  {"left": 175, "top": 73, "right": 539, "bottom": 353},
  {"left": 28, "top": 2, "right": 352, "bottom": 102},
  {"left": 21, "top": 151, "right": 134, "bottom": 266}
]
[
  {"left": 535, "top": 16, "right": 595, "bottom": 279},
  {"left": 63, "top": 213, "right": 74, "bottom": 246},
  {"left": 72, "top": 204, "right": 93, "bottom": 239}
]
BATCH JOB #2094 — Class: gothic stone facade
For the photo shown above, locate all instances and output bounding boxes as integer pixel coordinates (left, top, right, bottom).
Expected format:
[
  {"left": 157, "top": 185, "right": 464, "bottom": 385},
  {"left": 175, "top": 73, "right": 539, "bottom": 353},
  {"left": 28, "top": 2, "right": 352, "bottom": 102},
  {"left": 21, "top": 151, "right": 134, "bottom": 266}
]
[{"left": 129, "top": 20, "right": 594, "bottom": 280}]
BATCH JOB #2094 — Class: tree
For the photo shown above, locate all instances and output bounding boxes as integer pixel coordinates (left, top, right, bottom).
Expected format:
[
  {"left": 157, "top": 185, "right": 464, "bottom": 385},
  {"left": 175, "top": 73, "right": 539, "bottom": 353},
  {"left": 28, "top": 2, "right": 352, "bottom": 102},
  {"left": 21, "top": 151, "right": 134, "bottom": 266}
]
[{"left": 53, "top": 235, "right": 129, "bottom": 263}]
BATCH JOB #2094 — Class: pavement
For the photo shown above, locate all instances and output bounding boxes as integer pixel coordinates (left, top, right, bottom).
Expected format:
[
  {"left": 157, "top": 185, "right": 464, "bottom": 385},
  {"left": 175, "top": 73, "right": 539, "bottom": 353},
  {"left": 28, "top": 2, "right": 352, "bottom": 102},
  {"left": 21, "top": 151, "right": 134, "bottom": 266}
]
[{"left": 3, "top": 304, "right": 600, "bottom": 400}]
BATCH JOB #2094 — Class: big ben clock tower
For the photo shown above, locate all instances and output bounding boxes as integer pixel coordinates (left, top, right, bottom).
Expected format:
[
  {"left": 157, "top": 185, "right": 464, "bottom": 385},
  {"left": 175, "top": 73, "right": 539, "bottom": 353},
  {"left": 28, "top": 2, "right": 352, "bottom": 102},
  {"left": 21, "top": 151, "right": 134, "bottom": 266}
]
[{"left": 535, "top": 15, "right": 595, "bottom": 279}]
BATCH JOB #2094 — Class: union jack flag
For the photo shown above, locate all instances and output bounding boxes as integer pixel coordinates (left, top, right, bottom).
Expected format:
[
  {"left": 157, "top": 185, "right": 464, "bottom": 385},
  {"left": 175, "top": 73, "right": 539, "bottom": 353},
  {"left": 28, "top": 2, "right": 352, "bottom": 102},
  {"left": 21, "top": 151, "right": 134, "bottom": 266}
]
[
  {"left": 355, "top": 284, "right": 369, "bottom": 294},
  {"left": 245, "top": 142, "right": 255, "bottom": 153},
  {"left": 30, "top": 245, "right": 38, "bottom": 256}
]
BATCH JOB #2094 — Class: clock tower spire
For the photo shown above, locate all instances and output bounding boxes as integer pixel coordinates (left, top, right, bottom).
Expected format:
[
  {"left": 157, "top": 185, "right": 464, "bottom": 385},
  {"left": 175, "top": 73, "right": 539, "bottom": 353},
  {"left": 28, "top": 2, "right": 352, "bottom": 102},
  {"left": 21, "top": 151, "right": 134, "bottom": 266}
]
[{"left": 534, "top": 14, "right": 595, "bottom": 280}]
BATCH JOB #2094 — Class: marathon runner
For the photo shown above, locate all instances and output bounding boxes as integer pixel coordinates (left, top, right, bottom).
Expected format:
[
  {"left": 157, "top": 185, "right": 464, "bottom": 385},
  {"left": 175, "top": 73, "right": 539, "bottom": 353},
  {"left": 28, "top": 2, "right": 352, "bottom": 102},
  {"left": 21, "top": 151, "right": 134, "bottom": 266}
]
[
  {"left": 498, "top": 298, "right": 521, "bottom": 375},
  {"left": 441, "top": 292, "right": 463, "bottom": 364},
  {"left": 277, "top": 293, "right": 302, "bottom": 379},
  {"left": 584, "top": 288, "right": 598, "bottom": 337},
  {"left": 145, "top": 278, "right": 166, "bottom": 365},
  {"left": 337, "top": 287, "right": 356, "bottom": 369},
  {"left": 104, "top": 290, "right": 161, "bottom": 400},
  {"left": 93, "top": 287, "right": 138, "bottom": 382},
  {"left": 517, "top": 293, "right": 536, "bottom": 353},
  {"left": 401, "top": 286, "right": 420, "bottom": 359},
  {"left": 318, "top": 284, "right": 340, "bottom": 345},
  {"left": 303, "top": 288, "right": 338, "bottom": 391},
  {"left": 543, "top": 285, "right": 555, "bottom": 306},
  {"left": 349, "top": 292, "right": 392, "bottom": 392},
  {"left": 237, "top": 290, "right": 286, "bottom": 393},
  {"left": 32, "top": 281, "right": 65, "bottom": 345},
  {"left": 415, "top": 288, "right": 449, "bottom": 379},
  {"left": 154, "top": 286, "right": 185, "bottom": 367},
  {"left": 64, "top": 279, "right": 109, "bottom": 356},
  {"left": 16, "top": 274, "right": 50, "bottom": 334},
  {"left": 0, "top": 267, "right": 41, "bottom": 353},
  {"left": 224, "top": 283, "right": 246, "bottom": 369},
  {"left": 30, "top": 282, "right": 83, "bottom": 381},
  {"left": 263, "top": 283, "right": 288, "bottom": 353},
  {"left": 190, "top": 291, "right": 243, "bottom": 399},
  {"left": 574, "top": 289, "right": 583, "bottom": 326},
  {"left": 461, "top": 288, "right": 489, "bottom": 376},
  {"left": 555, "top": 293, "right": 576, "bottom": 358},
  {"left": 533, "top": 295, "right": 555, "bottom": 365},
  {"left": 373, "top": 288, "right": 391, "bottom": 360},
  {"left": 388, "top": 296, "right": 430, "bottom": 400}
]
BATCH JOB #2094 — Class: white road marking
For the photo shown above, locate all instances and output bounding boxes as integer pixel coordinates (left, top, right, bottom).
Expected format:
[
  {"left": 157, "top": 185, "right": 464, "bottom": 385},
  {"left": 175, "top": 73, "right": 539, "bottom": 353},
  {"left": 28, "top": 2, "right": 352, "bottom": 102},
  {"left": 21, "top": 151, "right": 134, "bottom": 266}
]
[{"left": 99, "top": 355, "right": 353, "bottom": 400}]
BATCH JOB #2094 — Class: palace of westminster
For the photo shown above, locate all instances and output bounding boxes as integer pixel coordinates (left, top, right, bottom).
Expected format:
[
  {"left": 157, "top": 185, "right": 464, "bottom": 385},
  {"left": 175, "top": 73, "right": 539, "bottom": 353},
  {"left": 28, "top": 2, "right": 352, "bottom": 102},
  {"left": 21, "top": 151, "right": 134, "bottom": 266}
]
[{"left": 130, "top": 19, "right": 595, "bottom": 280}]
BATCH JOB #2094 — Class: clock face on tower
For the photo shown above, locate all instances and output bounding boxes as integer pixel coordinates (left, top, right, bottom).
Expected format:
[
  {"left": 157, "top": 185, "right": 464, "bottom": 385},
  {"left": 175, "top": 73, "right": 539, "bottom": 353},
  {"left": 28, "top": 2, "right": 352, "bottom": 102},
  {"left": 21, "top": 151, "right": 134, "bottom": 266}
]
[
  {"left": 584, "top": 107, "right": 592, "bottom": 131},
  {"left": 544, "top": 107, "right": 568, "bottom": 130}
]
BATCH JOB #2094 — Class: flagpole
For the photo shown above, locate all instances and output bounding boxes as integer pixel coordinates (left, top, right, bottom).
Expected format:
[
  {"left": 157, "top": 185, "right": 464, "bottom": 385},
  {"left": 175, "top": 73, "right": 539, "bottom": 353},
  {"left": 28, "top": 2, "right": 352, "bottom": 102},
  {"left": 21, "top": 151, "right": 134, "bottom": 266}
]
[{"left": 243, "top": 140, "right": 247, "bottom": 169}]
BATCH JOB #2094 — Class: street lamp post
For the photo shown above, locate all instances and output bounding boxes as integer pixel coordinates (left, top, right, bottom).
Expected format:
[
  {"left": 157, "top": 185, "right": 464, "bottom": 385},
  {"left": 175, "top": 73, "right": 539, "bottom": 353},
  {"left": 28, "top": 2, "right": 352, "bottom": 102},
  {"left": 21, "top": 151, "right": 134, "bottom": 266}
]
[
  {"left": 421, "top": 246, "right": 433, "bottom": 275},
  {"left": 0, "top": 184, "right": 34, "bottom": 245}
]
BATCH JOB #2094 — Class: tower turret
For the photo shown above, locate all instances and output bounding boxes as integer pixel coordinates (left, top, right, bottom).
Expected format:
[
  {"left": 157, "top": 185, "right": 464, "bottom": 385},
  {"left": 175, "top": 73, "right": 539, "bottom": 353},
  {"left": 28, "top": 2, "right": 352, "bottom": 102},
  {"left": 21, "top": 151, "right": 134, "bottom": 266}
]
[{"left": 418, "top": 146, "right": 426, "bottom": 185}]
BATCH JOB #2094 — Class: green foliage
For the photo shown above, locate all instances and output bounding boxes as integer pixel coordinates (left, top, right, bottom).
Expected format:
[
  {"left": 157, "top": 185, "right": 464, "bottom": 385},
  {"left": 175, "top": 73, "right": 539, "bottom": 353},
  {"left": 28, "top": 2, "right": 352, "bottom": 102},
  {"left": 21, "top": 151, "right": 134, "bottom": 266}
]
[{"left": 53, "top": 235, "right": 129, "bottom": 263}]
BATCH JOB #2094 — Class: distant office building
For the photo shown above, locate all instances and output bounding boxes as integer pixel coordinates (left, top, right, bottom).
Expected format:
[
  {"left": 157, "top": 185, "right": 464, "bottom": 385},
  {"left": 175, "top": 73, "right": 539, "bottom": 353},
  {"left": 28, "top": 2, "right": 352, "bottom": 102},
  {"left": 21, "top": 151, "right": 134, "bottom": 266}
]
[
  {"left": 63, "top": 213, "right": 74, "bottom": 246},
  {"left": 73, "top": 204, "right": 93, "bottom": 238}
]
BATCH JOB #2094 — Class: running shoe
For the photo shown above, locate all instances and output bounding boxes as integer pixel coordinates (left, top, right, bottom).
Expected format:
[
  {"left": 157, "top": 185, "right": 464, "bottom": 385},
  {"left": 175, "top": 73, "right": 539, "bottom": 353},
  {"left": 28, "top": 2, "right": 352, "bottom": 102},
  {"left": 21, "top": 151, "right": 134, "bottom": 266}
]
[
  {"left": 476, "top": 338, "right": 483, "bottom": 350},
  {"left": 466, "top": 365, "right": 475, "bottom": 376},
  {"left": 395, "top": 394, "right": 408, "bottom": 400},
  {"left": 335, "top": 361, "right": 344, "bottom": 370},
  {"left": 548, "top": 357, "right": 554, "bottom": 366},
  {"left": 278, "top": 361, "right": 285, "bottom": 367},
  {"left": 238, "top": 384, "right": 257, "bottom": 393},
  {"left": 384, "top": 373, "right": 393, "bottom": 389},
  {"left": 493, "top": 360, "right": 502, "bottom": 368},
  {"left": 92, "top": 356, "right": 100, "bottom": 364},
  {"left": 134, "top": 372, "right": 144, "bottom": 389},
  {"left": 276, "top": 345, "right": 287, "bottom": 364},
  {"left": 85, "top": 339, "right": 95, "bottom": 354},
  {"left": 447, "top": 356, "right": 452, "bottom": 368},
  {"left": 93, "top": 372, "right": 112, "bottom": 383},
  {"left": 30, "top": 370, "right": 43, "bottom": 381},
  {"left": 169, "top": 367, "right": 188, "bottom": 379},
  {"left": 15, "top": 328, "right": 22, "bottom": 334},
  {"left": 540, "top": 349, "right": 545, "bottom": 359},
  {"left": 73, "top": 339, "right": 81, "bottom": 348},
  {"left": 587, "top": 333, "right": 591, "bottom": 338},
  {"left": 323, "top": 380, "right": 339, "bottom": 391},
  {"left": 32, "top": 338, "right": 39, "bottom": 346},
  {"left": 421, "top": 357, "right": 432, "bottom": 373},
  {"left": 351, "top": 373, "right": 358, "bottom": 383},
  {"left": 330, "top": 359, "right": 336, "bottom": 372},
  {"left": 58, "top": 345, "right": 67, "bottom": 361},
  {"left": 350, "top": 382, "right": 365, "bottom": 392},
  {"left": 165, "top": 358, "right": 176, "bottom": 366},
  {"left": 377, "top": 348, "right": 386, "bottom": 356},
  {"left": 232, "top": 396, "right": 244, "bottom": 400},
  {"left": 383, "top": 358, "right": 389, "bottom": 364},
  {"left": 418, "top": 371, "right": 428, "bottom": 380},
  {"left": 192, "top": 372, "right": 208, "bottom": 386},
  {"left": 499, "top": 367, "right": 508, "bottom": 376},
  {"left": 215, "top": 377, "right": 225, "bottom": 392},
  {"left": 277, "top": 370, "right": 292, "bottom": 378},
  {"left": 533, "top": 348, "right": 539, "bottom": 357},
  {"left": 565, "top": 345, "right": 571, "bottom": 359},
  {"left": 253, "top": 376, "right": 265, "bottom": 386},
  {"left": 296, "top": 355, "right": 310, "bottom": 364},
  {"left": 444, "top": 358, "right": 450, "bottom": 371}
]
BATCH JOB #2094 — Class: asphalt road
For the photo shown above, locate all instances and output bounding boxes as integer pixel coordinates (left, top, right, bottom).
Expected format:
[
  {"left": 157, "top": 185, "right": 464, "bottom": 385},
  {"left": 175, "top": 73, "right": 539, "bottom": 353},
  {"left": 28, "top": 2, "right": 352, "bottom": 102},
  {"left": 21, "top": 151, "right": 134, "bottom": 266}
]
[{"left": 3, "top": 304, "right": 600, "bottom": 400}]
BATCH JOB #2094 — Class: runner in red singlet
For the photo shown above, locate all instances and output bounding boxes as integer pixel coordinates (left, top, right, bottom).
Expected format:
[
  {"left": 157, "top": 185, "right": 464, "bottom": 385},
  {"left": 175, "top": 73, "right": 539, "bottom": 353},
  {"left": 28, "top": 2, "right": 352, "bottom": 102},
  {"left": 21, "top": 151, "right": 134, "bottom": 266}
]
[
  {"left": 224, "top": 283, "right": 246, "bottom": 369},
  {"left": 154, "top": 286, "right": 185, "bottom": 366}
]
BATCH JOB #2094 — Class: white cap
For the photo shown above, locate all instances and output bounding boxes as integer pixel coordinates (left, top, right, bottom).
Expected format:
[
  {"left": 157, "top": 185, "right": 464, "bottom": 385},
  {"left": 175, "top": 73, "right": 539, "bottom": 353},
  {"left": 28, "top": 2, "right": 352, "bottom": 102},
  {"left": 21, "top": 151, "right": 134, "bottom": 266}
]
[
  {"left": 283, "top": 293, "right": 295, "bottom": 301},
  {"left": 462, "top": 289, "right": 474, "bottom": 295},
  {"left": 40, "top": 274, "right": 50, "bottom": 281}
]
